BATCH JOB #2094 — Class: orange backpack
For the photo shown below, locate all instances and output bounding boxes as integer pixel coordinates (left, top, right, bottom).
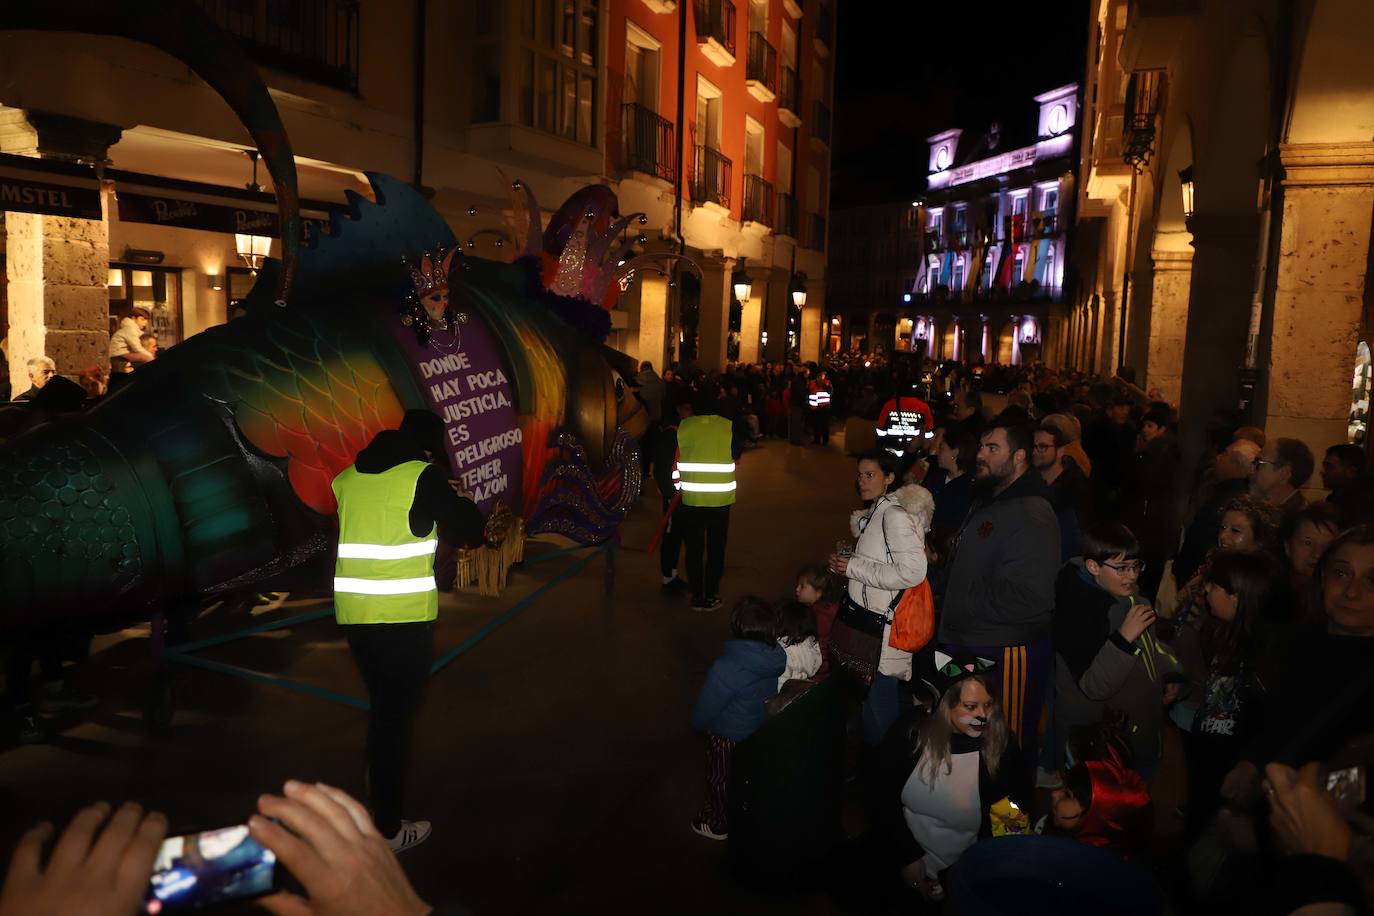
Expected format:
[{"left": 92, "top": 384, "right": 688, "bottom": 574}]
[{"left": 888, "top": 579, "right": 935, "bottom": 652}]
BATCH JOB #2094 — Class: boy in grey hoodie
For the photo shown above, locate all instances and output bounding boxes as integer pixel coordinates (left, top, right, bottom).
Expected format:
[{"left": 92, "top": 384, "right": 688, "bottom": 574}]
[{"left": 1050, "top": 523, "right": 1181, "bottom": 781}]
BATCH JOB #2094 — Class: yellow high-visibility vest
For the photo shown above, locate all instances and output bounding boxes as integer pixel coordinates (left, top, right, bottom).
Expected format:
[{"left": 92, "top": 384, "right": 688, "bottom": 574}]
[
  {"left": 331, "top": 461, "right": 439, "bottom": 625},
  {"left": 675, "top": 415, "right": 736, "bottom": 507}
]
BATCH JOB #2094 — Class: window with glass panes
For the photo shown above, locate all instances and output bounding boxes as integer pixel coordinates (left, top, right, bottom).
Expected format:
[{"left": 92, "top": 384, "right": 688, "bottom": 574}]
[{"left": 520, "top": 0, "right": 599, "bottom": 145}]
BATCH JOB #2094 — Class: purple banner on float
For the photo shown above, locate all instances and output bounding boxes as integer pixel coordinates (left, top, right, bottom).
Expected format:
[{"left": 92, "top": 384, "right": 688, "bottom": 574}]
[{"left": 385, "top": 313, "right": 523, "bottom": 516}]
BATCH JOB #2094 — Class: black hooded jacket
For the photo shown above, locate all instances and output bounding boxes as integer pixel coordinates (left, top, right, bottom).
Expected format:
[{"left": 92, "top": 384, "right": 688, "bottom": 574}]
[{"left": 351, "top": 429, "right": 485, "bottom": 546}]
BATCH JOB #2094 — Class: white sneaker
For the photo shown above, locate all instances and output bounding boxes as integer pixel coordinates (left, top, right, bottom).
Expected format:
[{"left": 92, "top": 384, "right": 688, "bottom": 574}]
[{"left": 386, "top": 820, "right": 432, "bottom": 853}]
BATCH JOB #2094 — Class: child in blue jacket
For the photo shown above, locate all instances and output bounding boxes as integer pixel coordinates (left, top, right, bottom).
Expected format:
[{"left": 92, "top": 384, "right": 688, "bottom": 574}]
[{"left": 690, "top": 595, "right": 785, "bottom": 840}]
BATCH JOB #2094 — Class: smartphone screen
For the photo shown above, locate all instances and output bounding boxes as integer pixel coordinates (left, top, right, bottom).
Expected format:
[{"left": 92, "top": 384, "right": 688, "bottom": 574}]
[
  {"left": 1326, "top": 766, "right": 1366, "bottom": 809},
  {"left": 144, "top": 825, "right": 276, "bottom": 913}
]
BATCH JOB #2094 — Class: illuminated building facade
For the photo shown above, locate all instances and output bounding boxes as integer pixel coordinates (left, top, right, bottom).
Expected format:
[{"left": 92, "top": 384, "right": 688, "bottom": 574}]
[{"left": 829, "top": 84, "right": 1077, "bottom": 364}]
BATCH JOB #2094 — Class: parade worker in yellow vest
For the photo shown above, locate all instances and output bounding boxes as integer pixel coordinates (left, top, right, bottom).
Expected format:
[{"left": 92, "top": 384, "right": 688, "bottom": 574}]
[
  {"left": 673, "top": 388, "right": 743, "bottom": 612},
  {"left": 332, "top": 409, "right": 484, "bottom": 853}
]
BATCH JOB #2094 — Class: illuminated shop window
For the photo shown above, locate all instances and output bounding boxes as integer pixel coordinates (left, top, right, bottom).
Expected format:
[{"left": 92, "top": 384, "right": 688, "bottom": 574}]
[{"left": 108, "top": 264, "right": 183, "bottom": 350}]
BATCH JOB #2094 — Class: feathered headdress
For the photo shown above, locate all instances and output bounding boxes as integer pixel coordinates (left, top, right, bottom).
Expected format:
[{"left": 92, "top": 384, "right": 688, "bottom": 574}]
[
  {"left": 399, "top": 245, "right": 467, "bottom": 345},
  {"left": 503, "top": 179, "right": 700, "bottom": 340}
]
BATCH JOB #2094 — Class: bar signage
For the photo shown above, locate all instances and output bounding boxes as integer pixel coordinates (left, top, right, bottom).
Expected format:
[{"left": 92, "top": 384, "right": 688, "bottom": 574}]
[
  {"left": 118, "top": 191, "right": 327, "bottom": 241},
  {"left": 0, "top": 175, "right": 102, "bottom": 219}
]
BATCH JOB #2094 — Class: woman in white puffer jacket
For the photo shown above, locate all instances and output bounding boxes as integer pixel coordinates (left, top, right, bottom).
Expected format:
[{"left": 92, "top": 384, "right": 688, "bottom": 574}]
[{"left": 831, "top": 449, "right": 934, "bottom": 745}]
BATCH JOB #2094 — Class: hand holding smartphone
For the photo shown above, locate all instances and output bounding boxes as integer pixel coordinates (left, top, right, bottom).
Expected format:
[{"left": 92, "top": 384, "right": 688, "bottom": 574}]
[{"left": 144, "top": 825, "right": 277, "bottom": 913}]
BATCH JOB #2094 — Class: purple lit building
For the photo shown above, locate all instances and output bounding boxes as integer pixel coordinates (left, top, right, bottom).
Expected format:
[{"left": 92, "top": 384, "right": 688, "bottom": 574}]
[{"left": 830, "top": 83, "right": 1078, "bottom": 364}]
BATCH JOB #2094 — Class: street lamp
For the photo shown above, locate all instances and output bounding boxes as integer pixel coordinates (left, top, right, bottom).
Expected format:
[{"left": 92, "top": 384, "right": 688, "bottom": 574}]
[
  {"left": 732, "top": 263, "right": 752, "bottom": 302},
  {"left": 790, "top": 273, "right": 808, "bottom": 308},
  {"left": 235, "top": 233, "right": 272, "bottom": 272},
  {"left": 1178, "top": 166, "right": 1195, "bottom": 222}
]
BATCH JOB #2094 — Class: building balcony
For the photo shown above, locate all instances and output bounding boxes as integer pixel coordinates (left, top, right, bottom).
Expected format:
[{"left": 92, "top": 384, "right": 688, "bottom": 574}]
[
  {"left": 805, "top": 212, "right": 826, "bottom": 250},
  {"left": 691, "top": 145, "right": 732, "bottom": 209},
  {"left": 694, "top": 0, "right": 737, "bottom": 67},
  {"left": 742, "top": 174, "right": 774, "bottom": 226},
  {"left": 619, "top": 103, "right": 677, "bottom": 183},
  {"left": 814, "top": 5, "right": 833, "bottom": 57},
  {"left": 745, "top": 32, "right": 777, "bottom": 103},
  {"left": 777, "top": 66, "right": 801, "bottom": 127},
  {"left": 810, "top": 100, "right": 831, "bottom": 151},
  {"left": 194, "top": 0, "right": 360, "bottom": 92},
  {"left": 776, "top": 191, "right": 798, "bottom": 238},
  {"left": 1123, "top": 70, "right": 1163, "bottom": 168}
]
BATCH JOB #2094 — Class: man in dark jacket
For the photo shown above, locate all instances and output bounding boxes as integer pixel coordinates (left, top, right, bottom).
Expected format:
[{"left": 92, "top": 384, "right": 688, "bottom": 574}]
[
  {"left": 1125, "top": 405, "right": 1182, "bottom": 603},
  {"left": 1033, "top": 421, "right": 1087, "bottom": 562},
  {"left": 939, "top": 419, "right": 1060, "bottom": 772}
]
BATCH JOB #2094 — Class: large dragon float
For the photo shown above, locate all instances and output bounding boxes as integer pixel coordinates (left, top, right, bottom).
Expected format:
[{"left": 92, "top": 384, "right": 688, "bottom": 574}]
[{"left": 0, "top": 1, "right": 695, "bottom": 632}]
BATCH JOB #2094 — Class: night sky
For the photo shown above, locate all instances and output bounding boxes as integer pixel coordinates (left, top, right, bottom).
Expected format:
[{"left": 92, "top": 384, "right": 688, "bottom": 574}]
[{"left": 831, "top": 1, "right": 1090, "bottom": 209}]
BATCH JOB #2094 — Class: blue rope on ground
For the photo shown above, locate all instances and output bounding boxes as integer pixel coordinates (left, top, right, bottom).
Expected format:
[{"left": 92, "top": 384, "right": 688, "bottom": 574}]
[
  {"left": 168, "top": 607, "right": 337, "bottom": 654},
  {"left": 163, "top": 541, "right": 607, "bottom": 707},
  {"left": 165, "top": 650, "right": 370, "bottom": 711},
  {"left": 429, "top": 541, "right": 607, "bottom": 675}
]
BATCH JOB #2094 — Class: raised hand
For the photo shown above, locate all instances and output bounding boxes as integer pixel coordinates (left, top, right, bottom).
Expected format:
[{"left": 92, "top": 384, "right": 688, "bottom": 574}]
[
  {"left": 249, "top": 780, "right": 431, "bottom": 916},
  {"left": 0, "top": 801, "right": 167, "bottom": 916}
]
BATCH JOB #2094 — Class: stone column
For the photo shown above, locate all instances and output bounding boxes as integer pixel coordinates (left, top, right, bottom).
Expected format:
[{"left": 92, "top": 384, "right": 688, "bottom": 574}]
[
  {"left": 696, "top": 258, "right": 732, "bottom": 370},
  {"left": 1, "top": 110, "right": 121, "bottom": 394},
  {"left": 1145, "top": 249, "right": 1193, "bottom": 403},
  {"left": 1263, "top": 142, "right": 1374, "bottom": 455},
  {"left": 738, "top": 288, "right": 762, "bottom": 364},
  {"left": 763, "top": 269, "right": 789, "bottom": 363},
  {"left": 1175, "top": 210, "right": 1263, "bottom": 491},
  {"left": 800, "top": 280, "right": 824, "bottom": 364},
  {"left": 635, "top": 272, "right": 670, "bottom": 372}
]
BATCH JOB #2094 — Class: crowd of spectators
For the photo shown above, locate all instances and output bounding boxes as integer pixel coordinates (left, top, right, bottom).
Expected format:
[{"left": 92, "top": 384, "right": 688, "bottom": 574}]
[{"left": 678, "top": 354, "right": 1374, "bottom": 914}]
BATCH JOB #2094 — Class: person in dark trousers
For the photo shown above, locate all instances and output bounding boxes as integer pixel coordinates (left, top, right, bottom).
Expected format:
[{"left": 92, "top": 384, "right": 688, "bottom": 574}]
[
  {"left": 653, "top": 400, "right": 690, "bottom": 595},
  {"left": 674, "top": 388, "right": 744, "bottom": 611},
  {"left": 808, "top": 367, "right": 833, "bottom": 444},
  {"left": 938, "top": 419, "right": 1060, "bottom": 775},
  {"left": 788, "top": 365, "right": 810, "bottom": 445},
  {"left": 331, "top": 409, "right": 484, "bottom": 852}
]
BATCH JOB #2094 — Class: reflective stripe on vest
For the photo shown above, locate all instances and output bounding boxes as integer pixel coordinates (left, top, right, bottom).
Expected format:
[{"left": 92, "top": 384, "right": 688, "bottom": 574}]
[
  {"left": 334, "top": 575, "right": 438, "bottom": 595},
  {"left": 331, "top": 460, "right": 439, "bottom": 625},
  {"left": 337, "top": 540, "right": 439, "bottom": 560},
  {"left": 675, "top": 415, "right": 736, "bottom": 507}
]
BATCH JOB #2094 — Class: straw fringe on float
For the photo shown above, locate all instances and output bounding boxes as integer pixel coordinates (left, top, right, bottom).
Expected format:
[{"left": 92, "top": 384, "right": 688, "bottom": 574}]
[{"left": 456, "top": 507, "right": 527, "bottom": 596}]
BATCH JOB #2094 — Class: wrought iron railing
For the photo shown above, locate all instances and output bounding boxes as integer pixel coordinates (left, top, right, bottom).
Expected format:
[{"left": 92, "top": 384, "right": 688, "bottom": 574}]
[
  {"left": 1123, "top": 69, "right": 1163, "bottom": 168},
  {"left": 816, "top": 4, "right": 833, "bottom": 49},
  {"left": 692, "top": 145, "right": 732, "bottom": 208},
  {"left": 746, "top": 32, "right": 777, "bottom": 92},
  {"left": 776, "top": 192, "right": 798, "bottom": 237},
  {"left": 194, "top": 0, "right": 360, "bottom": 92},
  {"left": 621, "top": 103, "right": 677, "bottom": 182},
  {"left": 778, "top": 65, "right": 799, "bottom": 114},
  {"left": 811, "top": 100, "right": 831, "bottom": 146},
  {"left": 806, "top": 212, "right": 826, "bottom": 250},
  {"left": 693, "top": 0, "right": 737, "bottom": 58},
  {"left": 742, "top": 174, "right": 774, "bottom": 225}
]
